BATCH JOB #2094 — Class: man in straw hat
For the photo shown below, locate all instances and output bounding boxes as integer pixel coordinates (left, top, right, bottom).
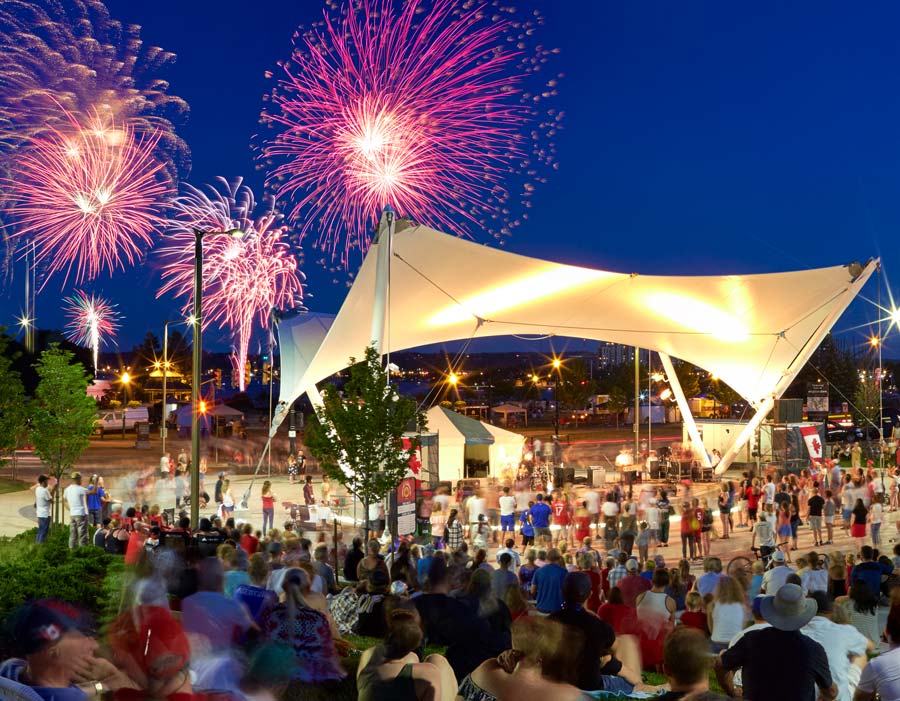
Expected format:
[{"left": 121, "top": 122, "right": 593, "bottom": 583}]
[{"left": 715, "top": 583, "right": 837, "bottom": 701}]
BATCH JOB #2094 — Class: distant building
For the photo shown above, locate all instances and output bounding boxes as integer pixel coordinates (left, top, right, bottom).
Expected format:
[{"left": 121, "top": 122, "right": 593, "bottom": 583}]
[{"left": 598, "top": 343, "right": 649, "bottom": 368}]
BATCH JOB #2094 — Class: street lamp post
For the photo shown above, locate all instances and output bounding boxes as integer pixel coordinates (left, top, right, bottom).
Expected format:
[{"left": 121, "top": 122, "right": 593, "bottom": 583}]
[
  {"left": 190, "top": 227, "right": 243, "bottom": 528},
  {"left": 120, "top": 372, "right": 131, "bottom": 437}
]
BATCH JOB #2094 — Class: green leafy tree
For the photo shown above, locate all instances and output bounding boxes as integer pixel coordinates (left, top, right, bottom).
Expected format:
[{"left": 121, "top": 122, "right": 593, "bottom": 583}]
[
  {"left": 607, "top": 387, "right": 628, "bottom": 428},
  {"left": 0, "top": 332, "right": 30, "bottom": 473},
  {"left": 853, "top": 375, "right": 880, "bottom": 435},
  {"left": 31, "top": 345, "right": 97, "bottom": 522},
  {"left": 670, "top": 360, "right": 701, "bottom": 400},
  {"left": 556, "top": 357, "right": 595, "bottom": 410},
  {"left": 304, "top": 345, "right": 424, "bottom": 540}
]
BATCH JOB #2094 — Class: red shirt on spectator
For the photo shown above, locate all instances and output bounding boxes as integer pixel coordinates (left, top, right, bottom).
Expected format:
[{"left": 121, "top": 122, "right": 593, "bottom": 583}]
[
  {"left": 582, "top": 569, "right": 603, "bottom": 612},
  {"left": 573, "top": 515, "right": 591, "bottom": 542},
  {"left": 240, "top": 533, "right": 259, "bottom": 554},
  {"left": 618, "top": 572, "right": 651, "bottom": 607},
  {"left": 552, "top": 500, "right": 570, "bottom": 526},
  {"left": 679, "top": 610, "right": 709, "bottom": 634},
  {"left": 597, "top": 602, "right": 636, "bottom": 633}
]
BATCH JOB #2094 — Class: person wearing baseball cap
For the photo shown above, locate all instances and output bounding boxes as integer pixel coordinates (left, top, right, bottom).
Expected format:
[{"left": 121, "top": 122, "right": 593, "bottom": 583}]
[
  {"left": 761, "top": 549, "right": 794, "bottom": 596},
  {"left": 716, "top": 584, "right": 837, "bottom": 701},
  {"left": 0, "top": 599, "right": 133, "bottom": 699}
]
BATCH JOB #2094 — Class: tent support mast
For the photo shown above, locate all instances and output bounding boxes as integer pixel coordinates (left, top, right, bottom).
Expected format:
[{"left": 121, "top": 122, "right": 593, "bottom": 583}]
[
  {"left": 659, "top": 353, "right": 711, "bottom": 468},
  {"left": 715, "top": 260, "right": 879, "bottom": 476},
  {"left": 371, "top": 206, "right": 395, "bottom": 355}
]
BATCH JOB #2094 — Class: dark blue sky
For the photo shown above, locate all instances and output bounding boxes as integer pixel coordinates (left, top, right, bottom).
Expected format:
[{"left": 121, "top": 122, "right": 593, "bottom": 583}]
[{"left": 5, "top": 1, "right": 900, "bottom": 357}]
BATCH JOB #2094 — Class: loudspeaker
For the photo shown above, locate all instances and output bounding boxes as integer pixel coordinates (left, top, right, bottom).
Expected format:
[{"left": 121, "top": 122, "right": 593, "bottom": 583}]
[
  {"left": 554, "top": 466, "right": 575, "bottom": 486},
  {"left": 774, "top": 398, "right": 803, "bottom": 424}
]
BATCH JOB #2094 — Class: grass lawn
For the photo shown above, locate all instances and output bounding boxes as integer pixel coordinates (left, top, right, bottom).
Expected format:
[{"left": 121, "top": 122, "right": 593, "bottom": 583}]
[{"left": 0, "top": 477, "right": 31, "bottom": 494}]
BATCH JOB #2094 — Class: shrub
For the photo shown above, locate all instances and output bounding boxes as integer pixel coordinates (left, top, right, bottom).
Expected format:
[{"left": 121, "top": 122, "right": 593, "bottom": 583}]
[{"left": 0, "top": 526, "right": 123, "bottom": 658}]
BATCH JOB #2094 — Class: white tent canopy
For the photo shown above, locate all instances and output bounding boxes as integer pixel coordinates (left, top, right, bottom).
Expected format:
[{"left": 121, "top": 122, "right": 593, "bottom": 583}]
[
  {"left": 491, "top": 403, "right": 528, "bottom": 427},
  {"left": 274, "top": 220, "right": 876, "bottom": 474}
]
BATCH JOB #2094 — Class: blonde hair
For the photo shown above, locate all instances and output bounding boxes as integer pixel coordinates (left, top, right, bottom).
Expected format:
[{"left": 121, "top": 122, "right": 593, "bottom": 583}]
[
  {"left": 713, "top": 575, "right": 746, "bottom": 604},
  {"left": 511, "top": 617, "right": 568, "bottom": 681},
  {"left": 685, "top": 590, "right": 704, "bottom": 612},
  {"left": 751, "top": 560, "right": 764, "bottom": 575},
  {"left": 262, "top": 480, "right": 272, "bottom": 496}
]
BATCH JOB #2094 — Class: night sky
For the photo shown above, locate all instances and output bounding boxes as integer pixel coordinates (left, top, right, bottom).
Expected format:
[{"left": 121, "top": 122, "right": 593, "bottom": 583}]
[{"left": 4, "top": 1, "right": 900, "bottom": 357}]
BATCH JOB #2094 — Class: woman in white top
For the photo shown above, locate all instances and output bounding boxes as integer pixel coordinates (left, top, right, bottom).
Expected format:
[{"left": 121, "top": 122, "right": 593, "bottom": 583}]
[
  {"left": 870, "top": 493, "right": 884, "bottom": 549},
  {"left": 635, "top": 568, "right": 676, "bottom": 622},
  {"left": 708, "top": 575, "right": 748, "bottom": 653},
  {"left": 855, "top": 602, "right": 900, "bottom": 701},
  {"left": 800, "top": 551, "right": 829, "bottom": 595}
]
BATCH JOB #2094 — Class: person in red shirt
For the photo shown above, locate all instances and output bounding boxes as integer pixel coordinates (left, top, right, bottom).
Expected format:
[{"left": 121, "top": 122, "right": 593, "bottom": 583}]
[
  {"left": 618, "top": 559, "right": 651, "bottom": 607},
  {"left": 679, "top": 591, "right": 709, "bottom": 634},
  {"left": 573, "top": 500, "right": 592, "bottom": 544},
  {"left": 746, "top": 478, "right": 761, "bottom": 523},
  {"left": 551, "top": 493, "right": 572, "bottom": 546},
  {"left": 577, "top": 553, "right": 603, "bottom": 612},
  {"left": 691, "top": 498, "right": 705, "bottom": 559},
  {"left": 598, "top": 586, "right": 637, "bottom": 634},
  {"left": 239, "top": 523, "right": 259, "bottom": 554}
]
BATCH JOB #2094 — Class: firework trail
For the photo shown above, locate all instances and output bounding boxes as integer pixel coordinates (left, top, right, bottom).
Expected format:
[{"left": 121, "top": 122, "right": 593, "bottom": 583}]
[
  {"left": 260, "top": 0, "right": 561, "bottom": 273},
  {"left": 0, "top": 0, "right": 190, "bottom": 178},
  {"left": 0, "top": 0, "right": 189, "bottom": 280},
  {"left": 157, "top": 177, "right": 305, "bottom": 391},
  {"left": 63, "top": 289, "right": 120, "bottom": 375},
  {"left": 8, "top": 111, "right": 172, "bottom": 289}
]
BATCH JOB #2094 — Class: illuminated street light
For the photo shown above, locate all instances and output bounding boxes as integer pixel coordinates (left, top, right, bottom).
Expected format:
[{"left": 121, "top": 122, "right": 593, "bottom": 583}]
[{"left": 870, "top": 336, "right": 880, "bottom": 348}]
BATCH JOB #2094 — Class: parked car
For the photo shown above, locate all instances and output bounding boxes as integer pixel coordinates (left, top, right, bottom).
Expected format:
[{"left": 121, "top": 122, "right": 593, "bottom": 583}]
[{"left": 95, "top": 407, "right": 149, "bottom": 436}]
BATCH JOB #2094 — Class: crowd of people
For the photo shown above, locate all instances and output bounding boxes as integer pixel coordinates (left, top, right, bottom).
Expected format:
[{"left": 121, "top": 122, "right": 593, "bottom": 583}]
[{"left": 9, "top": 457, "right": 900, "bottom": 700}]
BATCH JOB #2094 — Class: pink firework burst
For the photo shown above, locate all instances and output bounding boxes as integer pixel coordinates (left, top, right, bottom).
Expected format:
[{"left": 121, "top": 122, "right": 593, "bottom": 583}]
[
  {"left": 62, "top": 289, "right": 120, "bottom": 375},
  {"left": 157, "top": 177, "right": 305, "bottom": 391},
  {"left": 261, "top": 0, "right": 560, "bottom": 270},
  {"left": 8, "top": 111, "right": 172, "bottom": 289}
]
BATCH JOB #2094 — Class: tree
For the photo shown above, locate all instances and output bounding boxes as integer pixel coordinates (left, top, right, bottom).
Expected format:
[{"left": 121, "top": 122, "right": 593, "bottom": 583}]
[
  {"left": 303, "top": 345, "right": 424, "bottom": 540},
  {"left": 607, "top": 387, "right": 628, "bottom": 429},
  {"left": 0, "top": 331, "right": 30, "bottom": 475},
  {"left": 555, "top": 357, "right": 595, "bottom": 410},
  {"left": 670, "top": 360, "right": 701, "bottom": 401},
  {"left": 853, "top": 375, "right": 880, "bottom": 434},
  {"left": 31, "top": 345, "right": 97, "bottom": 522}
]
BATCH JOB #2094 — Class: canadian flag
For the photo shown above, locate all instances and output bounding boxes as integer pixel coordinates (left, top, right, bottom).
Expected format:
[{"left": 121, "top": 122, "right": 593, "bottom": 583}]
[
  {"left": 799, "top": 425, "right": 823, "bottom": 460},
  {"left": 401, "top": 437, "right": 421, "bottom": 474}
]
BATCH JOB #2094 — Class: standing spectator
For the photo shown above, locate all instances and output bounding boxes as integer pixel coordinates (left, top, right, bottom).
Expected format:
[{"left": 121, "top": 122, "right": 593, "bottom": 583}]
[
  {"left": 658, "top": 489, "right": 671, "bottom": 547},
  {"left": 260, "top": 480, "right": 277, "bottom": 536},
  {"left": 717, "top": 484, "right": 732, "bottom": 540},
  {"left": 680, "top": 503, "right": 697, "bottom": 561},
  {"left": 529, "top": 494, "right": 553, "bottom": 547},
  {"left": 551, "top": 492, "right": 571, "bottom": 546},
  {"left": 870, "top": 493, "right": 884, "bottom": 549},
  {"left": 519, "top": 503, "right": 535, "bottom": 552},
  {"left": 619, "top": 502, "right": 638, "bottom": 556},
  {"left": 808, "top": 486, "right": 825, "bottom": 546},
  {"left": 716, "top": 583, "right": 836, "bottom": 701},
  {"left": 824, "top": 488, "right": 836, "bottom": 545},
  {"left": 303, "top": 475, "right": 315, "bottom": 506},
  {"left": 751, "top": 505, "right": 776, "bottom": 565},
  {"left": 851, "top": 499, "right": 869, "bottom": 550},
  {"left": 368, "top": 500, "right": 386, "bottom": 539},
  {"left": 86, "top": 474, "right": 106, "bottom": 526},
  {"left": 602, "top": 493, "right": 620, "bottom": 550},
  {"left": 34, "top": 474, "right": 54, "bottom": 544},
  {"left": 746, "top": 478, "right": 761, "bottom": 523},
  {"left": 214, "top": 471, "right": 225, "bottom": 504},
  {"left": 499, "top": 486, "right": 517, "bottom": 541},
  {"left": 466, "top": 490, "right": 487, "bottom": 541},
  {"left": 63, "top": 472, "right": 89, "bottom": 548},
  {"left": 430, "top": 502, "right": 446, "bottom": 548},
  {"left": 531, "top": 548, "right": 567, "bottom": 613},
  {"left": 444, "top": 509, "right": 464, "bottom": 552},
  {"left": 698, "top": 499, "right": 714, "bottom": 558}
]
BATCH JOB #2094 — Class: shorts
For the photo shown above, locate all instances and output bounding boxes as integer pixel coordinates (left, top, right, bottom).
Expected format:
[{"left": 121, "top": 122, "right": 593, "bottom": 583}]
[
  {"left": 777, "top": 525, "right": 791, "bottom": 538},
  {"left": 825, "top": 515, "right": 835, "bottom": 525},
  {"left": 842, "top": 508, "right": 852, "bottom": 523},
  {"left": 535, "top": 526, "right": 551, "bottom": 540},
  {"left": 500, "top": 514, "right": 515, "bottom": 531},
  {"left": 648, "top": 528, "right": 658, "bottom": 541},
  {"left": 600, "top": 675, "right": 634, "bottom": 694},
  {"left": 809, "top": 516, "right": 822, "bottom": 531},
  {"left": 522, "top": 534, "right": 534, "bottom": 546},
  {"left": 368, "top": 518, "right": 385, "bottom": 532},
  {"left": 748, "top": 508, "right": 758, "bottom": 521}
]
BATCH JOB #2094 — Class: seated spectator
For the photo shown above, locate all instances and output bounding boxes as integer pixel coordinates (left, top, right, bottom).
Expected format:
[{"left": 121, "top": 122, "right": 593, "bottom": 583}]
[
  {"left": 458, "top": 617, "right": 591, "bottom": 701},
  {"left": 716, "top": 583, "right": 837, "bottom": 701},
  {"left": 218, "top": 543, "right": 250, "bottom": 599},
  {"left": 531, "top": 548, "right": 567, "bottom": 613},
  {"left": 658, "top": 627, "right": 730, "bottom": 700},
  {"left": 550, "top": 571, "right": 643, "bottom": 693},
  {"left": 761, "top": 550, "right": 794, "bottom": 595},
  {"left": 416, "top": 544, "right": 435, "bottom": 587},
  {"left": 259, "top": 567, "right": 346, "bottom": 684},
  {"left": 313, "top": 544, "right": 339, "bottom": 595},
  {"left": 492, "top": 553, "right": 518, "bottom": 601},
  {"left": 748, "top": 560, "right": 765, "bottom": 599},
  {"left": 679, "top": 591, "right": 709, "bottom": 634},
  {"left": 518, "top": 549, "right": 539, "bottom": 598},
  {"left": 504, "top": 585, "right": 530, "bottom": 622},
  {"left": 802, "top": 551, "right": 829, "bottom": 595},
  {"left": 234, "top": 553, "right": 278, "bottom": 625},
  {"left": 856, "top": 601, "right": 900, "bottom": 701},
  {"left": 598, "top": 587, "right": 637, "bottom": 633},
  {"left": 708, "top": 575, "right": 748, "bottom": 653},
  {"left": 343, "top": 537, "right": 365, "bottom": 583},
  {"left": 358, "top": 539, "right": 388, "bottom": 583},
  {"left": 667, "top": 567, "right": 688, "bottom": 612},
  {"left": 802, "top": 591, "right": 871, "bottom": 701},
  {"left": 356, "top": 608, "right": 457, "bottom": 701},
  {"left": 182, "top": 557, "right": 257, "bottom": 656},
  {"left": 0, "top": 599, "right": 135, "bottom": 700},
  {"left": 696, "top": 557, "right": 724, "bottom": 597},
  {"left": 837, "top": 580, "right": 881, "bottom": 644},
  {"left": 577, "top": 553, "right": 603, "bottom": 612},
  {"left": 618, "top": 558, "right": 651, "bottom": 607},
  {"left": 355, "top": 569, "right": 391, "bottom": 638},
  {"left": 851, "top": 545, "right": 894, "bottom": 600}
]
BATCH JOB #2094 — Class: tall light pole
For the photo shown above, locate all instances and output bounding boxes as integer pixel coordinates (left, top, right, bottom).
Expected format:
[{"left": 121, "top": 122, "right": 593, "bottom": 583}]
[
  {"left": 552, "top": 357, "right": 561, "bottom": 439},
  {"left": 120, "top": 372, "right": 131, "bottom": 438},
  {"left": 159, "top": 319, "right": 184, "bottom": 460},
  {"left": 190, "top": 227, "right": 243, "bottom": 528}
]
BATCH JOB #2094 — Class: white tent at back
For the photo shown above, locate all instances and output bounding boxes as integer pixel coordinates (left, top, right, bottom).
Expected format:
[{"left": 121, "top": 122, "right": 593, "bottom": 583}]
[{"left": 275, "top": 218, "right": 876, "bottom": 475}]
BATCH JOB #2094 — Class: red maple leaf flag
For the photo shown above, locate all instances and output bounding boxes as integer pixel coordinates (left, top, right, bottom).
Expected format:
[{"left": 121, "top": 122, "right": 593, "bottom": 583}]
[{"left": 799, "top": 425, "right": 823, "bottom": 460}]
